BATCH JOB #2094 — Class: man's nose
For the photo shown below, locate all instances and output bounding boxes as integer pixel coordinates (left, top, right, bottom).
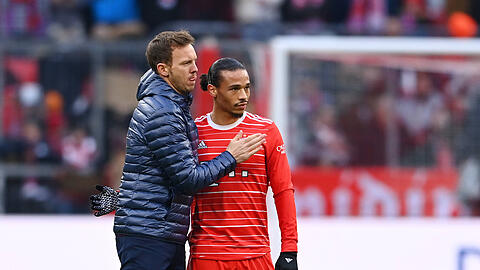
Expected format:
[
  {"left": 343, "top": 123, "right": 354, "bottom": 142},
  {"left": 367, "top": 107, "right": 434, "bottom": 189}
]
[
  {"left": 191, "top": 63, "right": 198, "bottom": 73},
  {"left": 238, "top": 88, "right": 248, "bottom": 100}
]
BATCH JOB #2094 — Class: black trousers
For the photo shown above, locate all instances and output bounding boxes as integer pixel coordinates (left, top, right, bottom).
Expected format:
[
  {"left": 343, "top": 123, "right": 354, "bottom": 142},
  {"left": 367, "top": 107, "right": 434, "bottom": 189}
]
[{"left": 116, "top": 234, "right": 185, "bottom": 270}]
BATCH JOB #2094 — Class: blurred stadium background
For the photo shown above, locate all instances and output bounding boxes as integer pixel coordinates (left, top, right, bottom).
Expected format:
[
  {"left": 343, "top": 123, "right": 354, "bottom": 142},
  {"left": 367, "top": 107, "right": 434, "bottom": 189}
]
[{"left": 1, "top": 0, "right": 480, "bottom": 269}]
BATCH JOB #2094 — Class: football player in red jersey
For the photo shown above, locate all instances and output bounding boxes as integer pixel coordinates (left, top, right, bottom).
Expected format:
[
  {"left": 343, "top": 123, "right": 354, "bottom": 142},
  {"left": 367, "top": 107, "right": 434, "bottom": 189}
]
[{"left": 189, "top": 57, "right": 298, "bottom": 270}]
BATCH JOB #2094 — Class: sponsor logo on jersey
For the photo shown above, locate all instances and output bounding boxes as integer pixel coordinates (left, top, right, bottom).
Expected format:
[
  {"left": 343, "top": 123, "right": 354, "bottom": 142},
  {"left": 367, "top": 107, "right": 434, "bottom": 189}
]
[
  {"left": 198, "top": 140, "right": 207, "bottom": 149},
  {"left": 285, "top": 258, "right": 293, "bottom": 263},
  {"left": 276, "top": 144, "right": 286, "bottom": 154}
]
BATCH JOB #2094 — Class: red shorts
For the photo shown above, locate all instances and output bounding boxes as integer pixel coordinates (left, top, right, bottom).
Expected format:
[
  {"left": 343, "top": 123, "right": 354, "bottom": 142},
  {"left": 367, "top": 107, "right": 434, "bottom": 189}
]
[{"left": 187, "top": 253, "right": 274, "bottom": 270}]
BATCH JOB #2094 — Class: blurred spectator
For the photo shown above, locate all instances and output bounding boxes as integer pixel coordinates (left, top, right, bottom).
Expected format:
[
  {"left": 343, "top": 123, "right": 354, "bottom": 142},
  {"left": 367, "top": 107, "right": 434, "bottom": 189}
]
[
  {"left": 404, "top": 0, "right": 446, "bottom": 25},
  {"left": 18, "top": 82, "right": 44, "bottom": 121},
  {"left": 138, "top": 0, "right": 182, "bottom": 33},
  {"left": 47, "top": 0, "right": 87, "bottom": 44},
  {"left": 321, "top": 0, "right": 352, "bottom": 24},
  {"left": 2, "top": 120, "right": 59, "bottom": 163},
  {"left": 347, "top": 0, "right": 387, "bottom": 34},
  {"left": 19, "top": 177, "right": 53, "bottom": 212},
  {"left": 341, "top": 90, "right": 390, "bottom": 166},
  {"left": 39, "top": 52, "right": 92, "bottom": 122},
  {"left": 2, "top": 0, "right": 48, "bottom": 38},
  {"left": 339, "top": 67, "right": 399, "bottom": 166},
  {"left": 21, "top": 121, "right": 57, "bottom": 163},
  {"left": 2, "top": 87, "right": 23, "bottom": 139},
  {"left": 61, "top": 126, "right": 97, "bottom": 170},
  {"left": 16, "top": 120, "right": 60, "bottom": 212},
  {"left": 3, "top": 119, "right": 62, "bottom": 213},
  {"left": 235, "top": 0, "right": 283, "bottom": 23},
  {"left": 281, "top": 0, "right": 324, "bottom": 23},
  {"left": 234, "top": 0, "right": 283, "bottom": 40},
  {"left": 289, "top": 75, "right": 324, "bottom": 166},
  {"left": 400, "top": 105, "right": 455, "bottom": 168},
  {"left": 2, "top": 57, "right": 39, "bottom": 138},
  {"left": 90, "top": 0, "right": 145, "bottom": 41},
  {"left": 181, "top": 0, "right": 234, "bottom": 21},
  {"left": 395, "top": 71, "right": 459, "bottom": 169},
  {"left": 312, "top": 106, "right": 350, "bottom": 166},
  {"left": 280, "top": 0, "right": 327, "bottom": 34},
  {"left": 395, "top": 72, "right": 444, "bottom": 159},
  {"left": 425, "top": 0, "right": 447, "bottom": 23},
  {"left": 384, "top": 0, "right": 406, "bottom": 35}
]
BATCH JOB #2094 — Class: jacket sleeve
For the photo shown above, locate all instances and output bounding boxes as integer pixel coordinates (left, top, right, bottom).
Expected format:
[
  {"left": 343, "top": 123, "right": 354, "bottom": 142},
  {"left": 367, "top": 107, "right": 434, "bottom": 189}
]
[{"left": 144, "top": 109, "right": 236, "bottom": 194}]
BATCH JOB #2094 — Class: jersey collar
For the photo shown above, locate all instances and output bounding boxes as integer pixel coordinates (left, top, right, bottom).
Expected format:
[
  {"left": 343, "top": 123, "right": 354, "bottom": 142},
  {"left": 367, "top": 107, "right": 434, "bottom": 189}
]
[{"left": 207, "top": 112, "right": 246, "bottom": 130}]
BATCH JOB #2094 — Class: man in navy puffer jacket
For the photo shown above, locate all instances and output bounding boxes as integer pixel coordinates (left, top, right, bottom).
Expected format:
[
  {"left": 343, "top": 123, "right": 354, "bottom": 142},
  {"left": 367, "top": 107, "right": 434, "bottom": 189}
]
[{"left": 112, "top": 31, "right": 266, "bottom": 270}]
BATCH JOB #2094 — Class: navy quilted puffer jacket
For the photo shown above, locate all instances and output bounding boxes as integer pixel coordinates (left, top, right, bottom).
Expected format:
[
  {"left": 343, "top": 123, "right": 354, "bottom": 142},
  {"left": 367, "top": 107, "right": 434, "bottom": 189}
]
[{"left": 113, "top": 69, "right": 236, "bottom": 244}]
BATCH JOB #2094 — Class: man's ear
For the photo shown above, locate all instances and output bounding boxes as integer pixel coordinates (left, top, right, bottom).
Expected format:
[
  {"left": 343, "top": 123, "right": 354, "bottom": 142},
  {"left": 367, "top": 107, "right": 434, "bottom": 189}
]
[
  {"left": 207, "top": 84, "right": 217, "bottom": 98},
  {"left": 157, "top": 63, "right": 169, "bottom": 77}
]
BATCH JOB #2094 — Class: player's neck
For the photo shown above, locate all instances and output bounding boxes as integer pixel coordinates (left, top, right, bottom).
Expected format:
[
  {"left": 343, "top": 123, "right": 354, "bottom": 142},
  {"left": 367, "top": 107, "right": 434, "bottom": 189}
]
[{"left": 210, "top": 108, "right": 243, "bottom": 126}]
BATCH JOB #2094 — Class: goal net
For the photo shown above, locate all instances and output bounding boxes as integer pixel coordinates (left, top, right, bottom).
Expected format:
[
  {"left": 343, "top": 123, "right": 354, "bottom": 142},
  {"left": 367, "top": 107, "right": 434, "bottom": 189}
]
[
  {"left": 270, "top": 37, "right": 480, "bottom": 168},
  {"left": 266, "top": 36, "right": 480, "bottom": 261}
]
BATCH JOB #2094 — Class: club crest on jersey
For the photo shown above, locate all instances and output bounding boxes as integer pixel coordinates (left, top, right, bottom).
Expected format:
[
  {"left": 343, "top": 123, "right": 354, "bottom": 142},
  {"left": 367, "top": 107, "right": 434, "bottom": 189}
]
[
  {"left": 198, "top": 140, "right": 207, "bottom": 149},
  {"left": 276, "top": 144, "right": 286, "bottom": 154}
]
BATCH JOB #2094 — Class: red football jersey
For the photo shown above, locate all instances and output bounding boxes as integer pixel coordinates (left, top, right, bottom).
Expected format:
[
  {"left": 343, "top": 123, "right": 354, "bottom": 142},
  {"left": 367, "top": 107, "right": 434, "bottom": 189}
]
[{"left": 189, "top": 112, "right": 294, "bottom": 260}]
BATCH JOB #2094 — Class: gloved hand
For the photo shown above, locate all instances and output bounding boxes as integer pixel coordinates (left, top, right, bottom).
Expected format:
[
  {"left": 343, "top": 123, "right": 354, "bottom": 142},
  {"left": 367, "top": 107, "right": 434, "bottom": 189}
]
[
  {"left": 90, "top": 185, "right": 119, "bottom": 217},
  {"left": 275, "top": 252, "right": 298, "bottom": 270}
]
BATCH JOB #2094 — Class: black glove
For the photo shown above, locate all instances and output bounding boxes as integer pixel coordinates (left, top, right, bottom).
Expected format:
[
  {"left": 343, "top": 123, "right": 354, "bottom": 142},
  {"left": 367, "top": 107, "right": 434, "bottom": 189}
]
[
  {"left": 275, "top": 252, "right": 298, "bottom": 270},
  {"left": 90, "top": 185, "right": 119, "bottom": 217}
]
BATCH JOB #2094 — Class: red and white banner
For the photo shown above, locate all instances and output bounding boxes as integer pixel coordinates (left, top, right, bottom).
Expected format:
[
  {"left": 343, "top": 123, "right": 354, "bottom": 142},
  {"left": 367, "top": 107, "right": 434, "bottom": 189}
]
[{"left": 293, "top": 167, "right": 460, "bottom": 217}]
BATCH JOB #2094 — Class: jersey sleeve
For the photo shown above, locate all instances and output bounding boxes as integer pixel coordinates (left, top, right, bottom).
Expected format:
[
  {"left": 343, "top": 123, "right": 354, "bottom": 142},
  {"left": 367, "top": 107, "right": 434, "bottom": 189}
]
[
  {"left": 266, "top": 123, "right": 293, "bottom": 194},
  {"left": 265, "top": 123, "right": 298, "bottom": 252},
  {"left": 274, "top": 189, "right": 298, "bottom": 252}
]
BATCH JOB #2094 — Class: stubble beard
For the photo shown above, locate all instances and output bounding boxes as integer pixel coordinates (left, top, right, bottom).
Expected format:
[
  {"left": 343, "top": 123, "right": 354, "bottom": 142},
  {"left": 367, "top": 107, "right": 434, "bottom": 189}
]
[
  {"left": 169, "top": 71, "right": 193, "bottom": 95},
  {"left": 172, "top": 79, "right": 191, "bottom": 95},
  {"left": 230, "top": 111, "right": 244, "bottom": 119}
]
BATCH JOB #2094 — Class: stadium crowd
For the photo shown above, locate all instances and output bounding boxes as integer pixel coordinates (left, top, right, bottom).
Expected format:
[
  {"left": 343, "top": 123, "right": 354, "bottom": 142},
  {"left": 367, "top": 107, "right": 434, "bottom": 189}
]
[
  {"left": 2, "top": 0, "right": 480, "bottom": 41},
  {"left": 289, "top": 59, "right": 480, "bottom": 169}
]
